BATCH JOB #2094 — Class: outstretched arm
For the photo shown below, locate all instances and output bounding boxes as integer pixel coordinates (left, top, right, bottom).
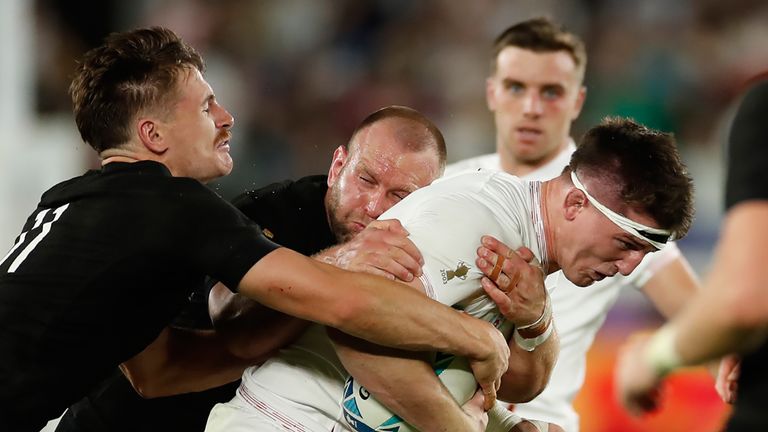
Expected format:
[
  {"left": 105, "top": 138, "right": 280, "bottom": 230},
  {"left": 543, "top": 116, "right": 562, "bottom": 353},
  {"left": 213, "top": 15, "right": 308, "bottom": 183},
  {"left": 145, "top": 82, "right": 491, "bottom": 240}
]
[
  {"left": 120, "top": 327, "right": 250, "bottom": 398},
  {"left": 616, "top": 203, "right": 768, "bottom": 414},
  {"left": 121, "top": 285, "right": 309, "bottom": 398},
  {"left": 329, "top": 276, "right": 489, "bottom": 432},
  {"left": 237, "top": 247, "right": 510, "bottom": 403}
]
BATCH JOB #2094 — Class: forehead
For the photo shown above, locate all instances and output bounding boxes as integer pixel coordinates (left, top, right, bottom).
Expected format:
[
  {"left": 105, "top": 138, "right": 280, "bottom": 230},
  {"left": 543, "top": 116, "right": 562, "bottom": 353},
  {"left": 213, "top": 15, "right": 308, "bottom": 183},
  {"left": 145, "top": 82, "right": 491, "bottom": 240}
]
[
  {"left": 174, "top": 68, "right": 212, "bottom": 104},
  {"left": 494, "top": 46, "right": 581, "bottom": 86},
  {"left": 348, "top": 120, "right": 440, "bottom": 185},
  {"left": 586, "top": 199, "right": 659, "bottom": 252}
]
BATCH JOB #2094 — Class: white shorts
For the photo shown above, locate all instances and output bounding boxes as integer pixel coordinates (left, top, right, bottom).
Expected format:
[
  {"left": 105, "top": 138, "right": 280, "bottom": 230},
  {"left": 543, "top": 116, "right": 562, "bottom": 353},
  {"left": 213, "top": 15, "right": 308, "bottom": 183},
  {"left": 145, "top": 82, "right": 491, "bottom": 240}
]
[{"left": 205, "top": 382, "right": 343, "bottom": 432}]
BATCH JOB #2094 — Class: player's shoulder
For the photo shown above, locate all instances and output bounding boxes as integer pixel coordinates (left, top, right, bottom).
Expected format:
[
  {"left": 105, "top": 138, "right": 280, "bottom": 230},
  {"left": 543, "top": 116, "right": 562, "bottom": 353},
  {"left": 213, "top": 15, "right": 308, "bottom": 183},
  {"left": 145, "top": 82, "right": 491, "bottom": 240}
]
[
  {"left": 231, "top": 175, "right": 326, "bottom": 221},
  {"left": 444, "top": 153, "right": 500, "bottom": 177}
]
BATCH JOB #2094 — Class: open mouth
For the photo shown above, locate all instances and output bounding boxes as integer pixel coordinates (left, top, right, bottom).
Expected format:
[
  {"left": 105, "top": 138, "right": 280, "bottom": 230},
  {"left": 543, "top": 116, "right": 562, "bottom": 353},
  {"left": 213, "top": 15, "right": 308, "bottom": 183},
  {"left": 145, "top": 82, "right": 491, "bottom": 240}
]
[{"left": 216, "top": 135, "right": 231, "bottom": 150}]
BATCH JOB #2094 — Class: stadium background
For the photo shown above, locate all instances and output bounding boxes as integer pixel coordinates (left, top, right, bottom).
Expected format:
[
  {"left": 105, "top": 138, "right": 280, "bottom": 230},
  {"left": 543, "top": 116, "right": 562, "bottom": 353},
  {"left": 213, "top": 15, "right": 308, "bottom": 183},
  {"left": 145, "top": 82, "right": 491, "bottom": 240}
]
[{"left": 2, "top": 1, "right": 766, "bottom": 430}]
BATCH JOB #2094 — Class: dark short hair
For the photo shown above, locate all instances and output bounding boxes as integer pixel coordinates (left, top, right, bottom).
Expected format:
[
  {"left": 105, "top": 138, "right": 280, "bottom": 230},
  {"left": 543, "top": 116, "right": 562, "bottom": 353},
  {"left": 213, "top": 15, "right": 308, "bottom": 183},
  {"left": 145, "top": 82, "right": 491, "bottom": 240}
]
[
  {"left": 568, "top": 117, "right": 695, "bottom": 239},
  {"left": 347, "top": 105, "right": 447, "bottom": 172},
  {"left": 491, "top": 17, "right": 586, "bottom": 80},
  {"left": 69, "top": 27, "right": 204, "bottom": 153}
]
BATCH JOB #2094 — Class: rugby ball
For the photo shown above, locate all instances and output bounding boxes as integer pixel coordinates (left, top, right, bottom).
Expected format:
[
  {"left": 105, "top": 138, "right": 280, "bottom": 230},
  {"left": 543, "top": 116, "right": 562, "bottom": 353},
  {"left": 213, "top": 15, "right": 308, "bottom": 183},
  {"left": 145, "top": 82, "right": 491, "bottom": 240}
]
[{"left": 341, "top": 353, "right": 476, "bottom": 432}]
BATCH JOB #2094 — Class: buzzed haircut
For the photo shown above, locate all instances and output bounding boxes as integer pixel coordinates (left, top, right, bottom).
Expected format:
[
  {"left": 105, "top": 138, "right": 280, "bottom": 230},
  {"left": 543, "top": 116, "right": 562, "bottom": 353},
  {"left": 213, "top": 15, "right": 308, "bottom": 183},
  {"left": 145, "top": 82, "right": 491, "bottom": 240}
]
[
  {"left": 491, "top": 17, "right": 587, "bottom": 80},
  {"left": 568, "top": 117, "right": 695, "bottom": 239},
  {"left": 347, "top": 105, "right": 447, "bottom": 171},
  {"left": 70, "top": 27, "right": 205, "bottom": 153}
]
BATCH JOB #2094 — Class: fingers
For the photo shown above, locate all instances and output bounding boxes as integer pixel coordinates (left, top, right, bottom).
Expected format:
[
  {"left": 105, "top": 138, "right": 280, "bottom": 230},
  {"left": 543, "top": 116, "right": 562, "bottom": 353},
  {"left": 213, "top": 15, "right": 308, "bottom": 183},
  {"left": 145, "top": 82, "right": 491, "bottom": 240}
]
[
  {"left": 370, "top": 218, "right": 409, "bottom": 236},
  {"left": 513, "top": 246, "right": 535, "bottom": 262},
  {"left": 350, "top": 222, "right": 424, "bottom": 280},
  {"left": 481, "top": 277, "right": 512, "bottom": 308},
  {"left": 489, "top": 254, "right": 505, "bottom": 282},
  {"left": 481, "top": 383, "right": 497, "bottom": 411}
]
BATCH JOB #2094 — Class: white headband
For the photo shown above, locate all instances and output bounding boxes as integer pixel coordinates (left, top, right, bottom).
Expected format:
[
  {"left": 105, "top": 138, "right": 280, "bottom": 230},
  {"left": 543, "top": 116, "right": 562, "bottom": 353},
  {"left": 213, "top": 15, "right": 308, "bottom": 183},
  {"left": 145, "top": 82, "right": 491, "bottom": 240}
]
[{"left": 570, "top": 171, "right": 672, "bottom": 250}]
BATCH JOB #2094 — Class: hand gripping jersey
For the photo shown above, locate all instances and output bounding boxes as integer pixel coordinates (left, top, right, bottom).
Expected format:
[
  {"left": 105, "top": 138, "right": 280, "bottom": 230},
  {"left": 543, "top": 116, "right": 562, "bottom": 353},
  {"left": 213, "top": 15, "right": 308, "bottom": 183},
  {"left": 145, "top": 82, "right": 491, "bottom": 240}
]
[{"left": 206, "top": 170, "right": 549, "bottom": 432}]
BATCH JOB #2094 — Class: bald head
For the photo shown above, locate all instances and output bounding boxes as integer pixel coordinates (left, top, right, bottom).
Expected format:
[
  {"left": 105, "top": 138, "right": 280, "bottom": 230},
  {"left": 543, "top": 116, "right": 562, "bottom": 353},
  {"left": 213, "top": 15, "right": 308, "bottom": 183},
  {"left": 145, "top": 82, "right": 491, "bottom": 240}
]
[{"left": 347, "top": 106, "right": 447, "bottom": 174}]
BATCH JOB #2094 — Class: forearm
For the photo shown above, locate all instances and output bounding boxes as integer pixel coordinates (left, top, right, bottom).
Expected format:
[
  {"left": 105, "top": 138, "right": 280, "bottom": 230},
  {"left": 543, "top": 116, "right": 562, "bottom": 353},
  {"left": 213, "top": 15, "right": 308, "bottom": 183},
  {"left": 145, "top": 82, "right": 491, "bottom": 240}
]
[
  {"left": 654, "top": 204, "right": 768, "bottom": 368},
  {"left": 210, "top": 285, "right": 309, "bottom": 359},
  {"left": 499, "top": 328, "right": 559, "bottom": 403},
  {"left": 672, "top": 296, "right": 768, "bottom": 366},
  {"left": 330, "top": 329, "right": 479, "bottom": 432},
  {"left": 120, "top": 327, "right": 251, "bottom": 398},
  {"left": 239, "top": 248, "right": 499, "bottom": 358}
]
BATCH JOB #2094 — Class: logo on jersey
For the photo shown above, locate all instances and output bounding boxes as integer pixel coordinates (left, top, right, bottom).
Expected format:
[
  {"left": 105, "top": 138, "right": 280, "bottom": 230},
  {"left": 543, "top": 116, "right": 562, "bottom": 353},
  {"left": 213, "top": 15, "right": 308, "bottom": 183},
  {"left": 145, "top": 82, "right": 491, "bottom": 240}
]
[
  {"left": 261, "top": 228, "right": 274, "bottom": 239},
  {"left": 441, "top": 261, "right": 470, "bottom": 284}
]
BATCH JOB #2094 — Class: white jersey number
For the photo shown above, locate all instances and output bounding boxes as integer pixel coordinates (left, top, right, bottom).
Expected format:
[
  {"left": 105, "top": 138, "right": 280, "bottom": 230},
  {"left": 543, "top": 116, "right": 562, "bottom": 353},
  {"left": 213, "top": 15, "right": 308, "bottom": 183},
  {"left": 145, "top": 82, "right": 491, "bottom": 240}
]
[{"left": 1, "top": 204, "right": 69, "bottom": 273}]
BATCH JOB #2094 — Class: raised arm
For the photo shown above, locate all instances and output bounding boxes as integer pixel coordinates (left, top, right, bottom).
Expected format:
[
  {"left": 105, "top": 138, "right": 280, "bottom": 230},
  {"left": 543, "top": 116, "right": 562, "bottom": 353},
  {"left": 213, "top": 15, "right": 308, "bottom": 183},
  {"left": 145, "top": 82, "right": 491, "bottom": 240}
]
[{"left": 237, "top": 247, "right": 511, "bottom": 402}]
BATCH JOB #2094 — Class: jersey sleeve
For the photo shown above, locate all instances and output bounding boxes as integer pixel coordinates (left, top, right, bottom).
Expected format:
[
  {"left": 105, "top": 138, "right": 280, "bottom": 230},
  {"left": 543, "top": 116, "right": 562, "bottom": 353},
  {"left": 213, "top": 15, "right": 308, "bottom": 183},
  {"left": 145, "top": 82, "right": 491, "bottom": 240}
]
[
  {"left": 180, "top": 184, "right": 281, "bottom": 291},
  {"left": 726, "top": 80, "right": 768, "bottom": 209},
  {"left": 381, "top": 195, "right": 524, "bottom": 307}
]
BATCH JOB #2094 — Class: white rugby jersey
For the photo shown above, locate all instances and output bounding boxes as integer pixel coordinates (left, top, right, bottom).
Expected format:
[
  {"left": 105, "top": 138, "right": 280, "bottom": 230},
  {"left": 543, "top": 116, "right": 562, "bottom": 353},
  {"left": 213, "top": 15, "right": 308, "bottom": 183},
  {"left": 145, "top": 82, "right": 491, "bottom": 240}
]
[
  {"left": 225, "top": 171, "right": 549, "bottom": 431},
  {"left": 444, "top": 143, "right": 681, "bottom": 432}
]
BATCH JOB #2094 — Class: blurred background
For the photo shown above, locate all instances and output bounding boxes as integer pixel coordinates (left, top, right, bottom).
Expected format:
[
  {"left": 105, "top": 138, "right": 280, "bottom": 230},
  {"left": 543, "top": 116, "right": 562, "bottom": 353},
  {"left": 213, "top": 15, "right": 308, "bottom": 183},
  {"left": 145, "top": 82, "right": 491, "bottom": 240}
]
[{"left": 3, "top": 0, "right": 767, "bottom": 430}]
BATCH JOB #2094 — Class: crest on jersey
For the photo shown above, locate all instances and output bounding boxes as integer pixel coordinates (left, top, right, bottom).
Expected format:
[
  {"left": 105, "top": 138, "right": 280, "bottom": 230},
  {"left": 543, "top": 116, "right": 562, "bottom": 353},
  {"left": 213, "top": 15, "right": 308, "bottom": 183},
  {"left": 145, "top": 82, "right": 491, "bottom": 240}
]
[
  {"left": 441, "top": 261, "right": 469, "bottom": 284},
  {"left": 261, "top": 228, "right": 274, "bottom": 239}
]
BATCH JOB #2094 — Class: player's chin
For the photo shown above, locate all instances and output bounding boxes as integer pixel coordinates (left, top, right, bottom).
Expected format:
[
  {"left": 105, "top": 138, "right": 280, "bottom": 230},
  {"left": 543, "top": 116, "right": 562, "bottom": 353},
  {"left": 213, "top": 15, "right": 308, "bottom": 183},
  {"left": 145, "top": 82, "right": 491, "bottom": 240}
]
[
  {"left": 216, "top": 154, "right": 234, "bottom": 176},
  {"left": 572, "top": 272, "right": 595, "bottom": 287}
]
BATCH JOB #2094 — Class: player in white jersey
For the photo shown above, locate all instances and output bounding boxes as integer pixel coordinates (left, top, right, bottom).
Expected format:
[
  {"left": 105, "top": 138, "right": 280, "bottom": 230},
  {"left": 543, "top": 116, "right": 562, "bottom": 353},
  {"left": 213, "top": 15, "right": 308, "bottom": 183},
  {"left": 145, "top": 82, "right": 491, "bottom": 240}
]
[
  {"left": 443, "top": 18, "right": 715, "bottom": 431},
  {"left": 447, "top": 141, "right": 683, "bottom": 429},
  {"left": 207, "top": 116, "right": 695, "bottom": 432}
]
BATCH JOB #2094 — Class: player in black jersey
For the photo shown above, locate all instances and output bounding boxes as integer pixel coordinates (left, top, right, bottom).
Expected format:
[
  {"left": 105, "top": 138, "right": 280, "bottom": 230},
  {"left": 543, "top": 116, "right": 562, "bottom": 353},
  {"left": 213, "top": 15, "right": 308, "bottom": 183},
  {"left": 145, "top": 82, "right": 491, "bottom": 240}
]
[
  {"left": 616, "top": 76, "right": 768, "bottom": 431},
  {"left": 0, "top": 28, "right": 512, "bottom": 432}
]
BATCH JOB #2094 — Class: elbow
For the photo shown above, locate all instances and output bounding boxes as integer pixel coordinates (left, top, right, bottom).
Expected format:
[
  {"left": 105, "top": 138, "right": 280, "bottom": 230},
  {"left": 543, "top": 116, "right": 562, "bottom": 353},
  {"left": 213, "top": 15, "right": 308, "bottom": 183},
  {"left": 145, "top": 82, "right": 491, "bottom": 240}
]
[
  {"left": 498, "top": 363, "right": 551, "bottom": 403},
  {"left": 499, "top": 375, "right": 549, "bottom": 404},
  {"left": 119, "top": 365, "right": 168, "bottom": 399}
]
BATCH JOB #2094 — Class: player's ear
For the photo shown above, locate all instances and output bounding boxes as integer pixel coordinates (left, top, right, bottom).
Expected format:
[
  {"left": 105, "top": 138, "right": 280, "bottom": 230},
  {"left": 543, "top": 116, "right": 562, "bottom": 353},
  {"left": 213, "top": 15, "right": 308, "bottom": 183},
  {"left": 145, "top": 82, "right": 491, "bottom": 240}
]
[
  {"left": 136, "top": 118, "right": 168, "bottom": 155},
  {"left": 563, "top": 187, "right": 587, "bottom": 221},
  {"left": 327, "top": 145, "right": 348, "bottom": 187},
  {"left": 571, "top": 85, "right": 587, "bottom": 121}
]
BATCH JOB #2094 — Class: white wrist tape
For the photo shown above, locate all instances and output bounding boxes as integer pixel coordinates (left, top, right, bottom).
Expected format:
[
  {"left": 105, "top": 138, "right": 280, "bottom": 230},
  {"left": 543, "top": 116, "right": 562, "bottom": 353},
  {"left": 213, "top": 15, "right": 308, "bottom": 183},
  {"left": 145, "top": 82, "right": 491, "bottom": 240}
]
[
  {"left": 514, "top": 322, "right": 554, "bottom": 352},
  {"left": 486, "top": 403, "right": 523, "bottom": 432},
  {"left": 644, "top": 325, "right": 683, "bottom": 377},
  {"left": 513, "top": 293, "right": 553, "bottom": 352}
]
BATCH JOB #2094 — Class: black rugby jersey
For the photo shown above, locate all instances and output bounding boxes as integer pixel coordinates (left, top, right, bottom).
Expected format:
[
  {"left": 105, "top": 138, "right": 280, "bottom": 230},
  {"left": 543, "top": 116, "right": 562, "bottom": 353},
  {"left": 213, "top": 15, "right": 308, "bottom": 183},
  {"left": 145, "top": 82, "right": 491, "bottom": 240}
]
[
  {"left": 0, "top": 161, "right": 278, "bottom": 432},
  {"left": 724, "top": 80, "right": 768, "bottom": 432},
  {"left": 55, "top": 175, "right": 334, "bottom": 432}
]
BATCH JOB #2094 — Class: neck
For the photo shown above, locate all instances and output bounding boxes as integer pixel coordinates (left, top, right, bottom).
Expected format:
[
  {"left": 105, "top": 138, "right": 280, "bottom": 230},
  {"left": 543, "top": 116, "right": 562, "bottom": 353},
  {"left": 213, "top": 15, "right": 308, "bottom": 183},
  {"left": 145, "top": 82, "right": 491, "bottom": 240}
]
[
  {"left": 100, "top": 146, "right": 152, "bottom": 166},
  {"left": 539, "top": 179, "right": 561, "bottom": 274}
]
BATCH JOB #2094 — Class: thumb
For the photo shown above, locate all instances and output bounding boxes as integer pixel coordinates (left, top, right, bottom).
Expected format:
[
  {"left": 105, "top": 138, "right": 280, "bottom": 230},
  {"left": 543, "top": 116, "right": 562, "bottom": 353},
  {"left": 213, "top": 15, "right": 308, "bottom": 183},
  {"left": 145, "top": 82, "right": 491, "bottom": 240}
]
[{"left": 480, "top": 380, "right": 498, "bottom": 411}]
